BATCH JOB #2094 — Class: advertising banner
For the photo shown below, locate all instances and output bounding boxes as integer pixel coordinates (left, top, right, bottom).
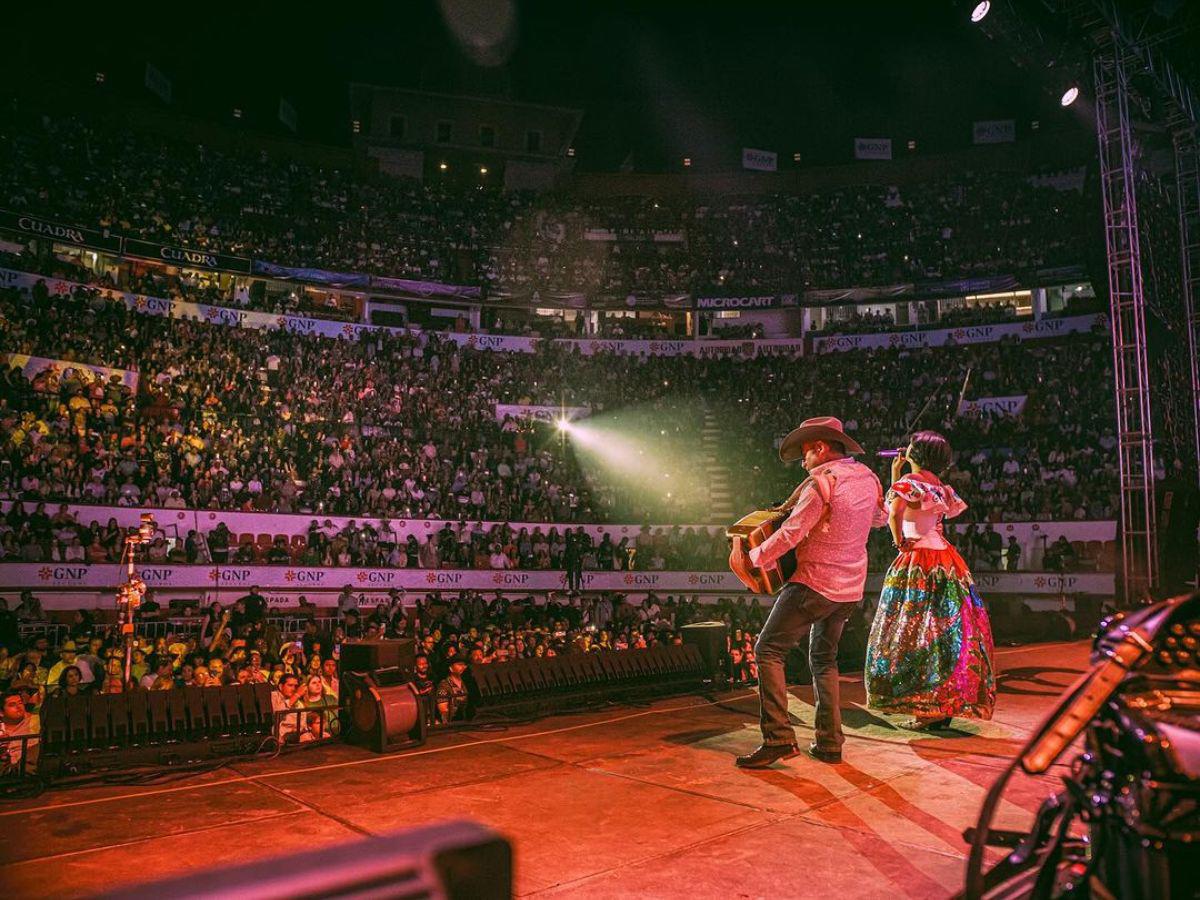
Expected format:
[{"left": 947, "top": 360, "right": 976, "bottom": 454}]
[
  {"left": 370, "top": 275, "right": 481, "bottom": 299},
  {"left": 694, "top": 294, "right": 792, "bottom": 310},
  {"left": 742, "top": 148, "right": 778, "bottom": 172},
  {"left": 0, "top": 564, "right": 1113, "bottom": 603},
  {"left": 124, "top": 238, "right": 252, "bottom": 275},
  {"left": 916, "top": 274, "right": 1019, "bottom": 298},
  {"left": 811, "top": 314, "right": 1104, "bottom": 354},
  {"left": 0, "top": 209, "right": 123, "bottom": 253},
  {"left": 250, "top": 260, "right": 371, "bottom": 287},
  {"left": 957, "top": 395, "right": 1028, "bottom": 418},
  {"left": 4, "top": 353, "right": 139, "bottom": 393},
  {"left": 972, "top": 119, "right": 1016, "bottom": 144},
  {"left": 442, "top": 332, "right": 539, "bottom": 353},
  {"left": 854, "top": 138, "right": 892, "bottom": 160}
]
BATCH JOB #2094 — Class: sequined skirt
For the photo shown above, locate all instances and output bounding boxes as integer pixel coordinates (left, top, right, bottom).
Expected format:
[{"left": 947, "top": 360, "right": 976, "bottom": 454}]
[{"left": 865, "top": 546, "right": 996, "bottom": 720}]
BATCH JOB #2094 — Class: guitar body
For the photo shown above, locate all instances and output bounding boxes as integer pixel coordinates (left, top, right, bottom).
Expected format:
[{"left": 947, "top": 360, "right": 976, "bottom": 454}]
[{"left": 727, "top": 509, "right": 798, "bottom": 594}]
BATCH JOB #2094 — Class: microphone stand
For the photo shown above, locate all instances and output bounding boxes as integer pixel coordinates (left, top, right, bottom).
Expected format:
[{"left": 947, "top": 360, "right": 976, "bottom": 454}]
[{"left": 117, "top": 514, "right": 156, "bottom": 688}]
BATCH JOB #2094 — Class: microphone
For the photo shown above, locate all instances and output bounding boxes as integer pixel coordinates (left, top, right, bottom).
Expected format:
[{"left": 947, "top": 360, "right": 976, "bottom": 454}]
[{"left": 876, "top": 448, "right": 905, "bottom": 458}]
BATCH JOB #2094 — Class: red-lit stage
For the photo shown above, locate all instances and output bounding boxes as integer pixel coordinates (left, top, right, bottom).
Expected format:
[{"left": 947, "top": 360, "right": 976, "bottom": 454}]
[{"left": 0, "top": 641, "right": 1086, "bottom": 899}]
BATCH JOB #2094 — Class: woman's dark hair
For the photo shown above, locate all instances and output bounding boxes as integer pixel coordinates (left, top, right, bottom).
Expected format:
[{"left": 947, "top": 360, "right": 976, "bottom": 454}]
[{"left": 907, "top": 430, "right": 953, "bottom": 475}]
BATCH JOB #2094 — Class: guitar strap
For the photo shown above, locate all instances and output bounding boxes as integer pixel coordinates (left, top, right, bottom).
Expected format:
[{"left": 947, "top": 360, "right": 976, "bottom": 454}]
[
  {"left": 786, "top": 464, "right": 884, "bottom": 564},
  {"left": 786, "top": 471, "right": 836, "bottom": 574}
]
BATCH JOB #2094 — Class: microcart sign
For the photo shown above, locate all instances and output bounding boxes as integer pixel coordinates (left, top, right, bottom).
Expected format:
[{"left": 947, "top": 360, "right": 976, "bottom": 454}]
[{"left": 694, "top": 295, "right": 780, "bottom": 310}]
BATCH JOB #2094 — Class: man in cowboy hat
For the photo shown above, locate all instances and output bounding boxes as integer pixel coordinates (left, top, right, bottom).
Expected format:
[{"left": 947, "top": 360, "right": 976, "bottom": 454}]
[{"left": 733, "top": 416, "right": 886, "bottom": 768}]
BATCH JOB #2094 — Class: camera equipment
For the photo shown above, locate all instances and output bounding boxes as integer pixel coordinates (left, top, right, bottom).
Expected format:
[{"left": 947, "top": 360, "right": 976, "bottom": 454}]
[{"left": 959, "top": 592, "right": 1200, "bottom": 899}]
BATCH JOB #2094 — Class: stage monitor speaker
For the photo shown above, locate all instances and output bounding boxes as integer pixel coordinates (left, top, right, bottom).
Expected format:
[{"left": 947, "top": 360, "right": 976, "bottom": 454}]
[
  {"left": 340, "top": 638, "right": 416, "bottom": 676},
  {"left": 39, "top": 682, "right": 276, "bottom": 755},
  {"left": 341, "top": 670, "right": 427, "bottom": 753},
  {"left": 472, "top": 644, "right": 708, "bottom": 709},
  {"left": 681, "top": 621, "right": 730, "bottom": 682},
  {"left": 102, "top": 820, "right": 513, "bottom": 900}
]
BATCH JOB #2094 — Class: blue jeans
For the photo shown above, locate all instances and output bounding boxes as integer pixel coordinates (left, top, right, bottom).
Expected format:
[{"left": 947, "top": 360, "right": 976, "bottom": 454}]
[{"left": 754, "top": 582, "right": 855, "bottom": 751}]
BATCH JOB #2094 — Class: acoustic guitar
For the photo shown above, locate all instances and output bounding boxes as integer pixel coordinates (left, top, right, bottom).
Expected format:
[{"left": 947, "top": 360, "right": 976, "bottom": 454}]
[
  {"left": 726, "top": 509, "right": 797, "bottom": 594},
  {"left": 726, "top": 470, "right": 840, "bottom": 594}
]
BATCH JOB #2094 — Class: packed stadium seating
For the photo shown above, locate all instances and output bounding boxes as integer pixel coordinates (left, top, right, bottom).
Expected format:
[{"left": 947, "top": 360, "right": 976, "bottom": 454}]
[{"left": 0, "top": 111, "right": 1090, "bottom": 297}]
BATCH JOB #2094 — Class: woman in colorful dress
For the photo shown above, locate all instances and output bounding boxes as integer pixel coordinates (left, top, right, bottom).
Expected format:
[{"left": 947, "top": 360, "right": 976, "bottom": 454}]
[{"left": 865, "top": 430, "right": 995, "bottom": 730}]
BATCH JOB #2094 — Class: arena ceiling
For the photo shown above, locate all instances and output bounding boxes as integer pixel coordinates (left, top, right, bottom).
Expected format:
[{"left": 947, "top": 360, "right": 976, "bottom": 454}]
[{"left": 5, "top": 0, "right": 1197, "bottom": 171}]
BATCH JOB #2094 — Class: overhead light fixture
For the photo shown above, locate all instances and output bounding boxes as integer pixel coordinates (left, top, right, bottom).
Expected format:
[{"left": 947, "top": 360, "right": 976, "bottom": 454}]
[
  {"left": 439, "top": 161, "right": 448, "bottom": 171},
  {"left": 971, "top": 1, "right": 990, "bottom": 23},
  {"left": 1060, "top": 86, "right": 1080, "bottom": 107}
]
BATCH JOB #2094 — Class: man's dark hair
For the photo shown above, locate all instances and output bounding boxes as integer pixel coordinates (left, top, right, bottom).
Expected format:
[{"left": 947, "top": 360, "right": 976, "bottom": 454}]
[
  {"left": 908, "top": 430, "right": 953, "bottom": 475},
  {"left": 827, "top": 440, "right": 847, "bottom": 455}
]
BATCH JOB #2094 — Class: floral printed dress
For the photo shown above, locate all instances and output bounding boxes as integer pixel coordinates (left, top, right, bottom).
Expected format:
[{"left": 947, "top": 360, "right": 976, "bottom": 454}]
[{"left": 865, "top": 475, "right": 995, "bottom": 720}]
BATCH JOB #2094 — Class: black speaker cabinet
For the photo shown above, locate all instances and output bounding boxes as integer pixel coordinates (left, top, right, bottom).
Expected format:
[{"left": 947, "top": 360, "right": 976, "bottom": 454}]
[
  {"left": 102, "top": 820, "right": 512, "bottom": 900},
  {"left": 681, "top": 621, "right": 730, "bottom": 683},
  {"left": 340, "top": 638, "right": 416, "bottom": 676},
  {"left": 341, "top": 670, "right": 427, "bottom": 753}
]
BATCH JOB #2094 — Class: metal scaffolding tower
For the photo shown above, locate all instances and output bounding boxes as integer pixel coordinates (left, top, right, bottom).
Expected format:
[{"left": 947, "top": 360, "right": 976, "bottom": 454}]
[
  {"left": 1174, "top": 126, "right": 1200, "bottom": 485},
  {"left": 1094, "top": 38, "right": 1158, "bottom": 599}
]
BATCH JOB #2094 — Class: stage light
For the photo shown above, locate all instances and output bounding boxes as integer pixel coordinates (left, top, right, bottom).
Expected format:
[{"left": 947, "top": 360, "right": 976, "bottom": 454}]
[
  {"left": 683, "top": 157, "right": 692, "bottom": 168},
  {"left": 439, "top": 161, "right": 448, "bottom": 171},
  {"left": 479, "top": 166, "right": 488, "bottom": 175},
  {"left": 970, "top": 1, "right": 990, "bottom": 23},
  {"left": 556, "top": 418, "right": 570, "bottom": 432},
  {"left": 1060, "top": 86, "right": 1079, "bottom": 107}
]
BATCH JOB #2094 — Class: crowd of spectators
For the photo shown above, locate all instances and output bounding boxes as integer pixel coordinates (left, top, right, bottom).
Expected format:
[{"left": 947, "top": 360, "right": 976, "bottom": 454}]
[
  {"left": 1, "top": 263, "right": 1118, "bottom": 532},
  {"left": 1, "top": 111, "right": 1089, "bottom": 299},
  {"left": 717, "top": 329, "right": 1119, "bottom": 523},
  {"left": 0, "top": 586, "right": 765, "bottom": 772}
]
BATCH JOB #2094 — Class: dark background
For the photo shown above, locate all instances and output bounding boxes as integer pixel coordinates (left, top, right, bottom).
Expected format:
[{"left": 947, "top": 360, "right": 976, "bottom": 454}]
[{"left": 3, "top": 0, "right": 1196, "bottom": 169}]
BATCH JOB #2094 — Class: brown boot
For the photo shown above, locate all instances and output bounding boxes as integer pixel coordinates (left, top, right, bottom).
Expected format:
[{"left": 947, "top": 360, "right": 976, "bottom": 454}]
[{"left": 735, "top": 743, "right": 800, "bottom": 768}]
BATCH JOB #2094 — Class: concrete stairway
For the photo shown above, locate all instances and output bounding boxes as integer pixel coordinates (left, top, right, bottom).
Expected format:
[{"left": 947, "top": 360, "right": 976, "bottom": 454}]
[{"left": 701, "top": 410, "right": 736, "bottom": 525}]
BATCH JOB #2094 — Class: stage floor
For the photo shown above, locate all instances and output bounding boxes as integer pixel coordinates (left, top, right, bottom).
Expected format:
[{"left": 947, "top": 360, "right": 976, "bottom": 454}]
[{"left": 0, "top": 641, "right": 1088, "bottom": 899}]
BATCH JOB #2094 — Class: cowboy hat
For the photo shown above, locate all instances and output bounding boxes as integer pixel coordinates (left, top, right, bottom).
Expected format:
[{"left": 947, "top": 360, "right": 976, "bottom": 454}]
[{"left": 778, "top": 416, "right": 865, "bottom": 462}]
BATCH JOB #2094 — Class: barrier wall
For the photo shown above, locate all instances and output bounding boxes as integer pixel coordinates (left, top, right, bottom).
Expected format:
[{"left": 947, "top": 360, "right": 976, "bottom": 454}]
[{"left": 0, "top": 563, "right": 1114, "bottom": 609}]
